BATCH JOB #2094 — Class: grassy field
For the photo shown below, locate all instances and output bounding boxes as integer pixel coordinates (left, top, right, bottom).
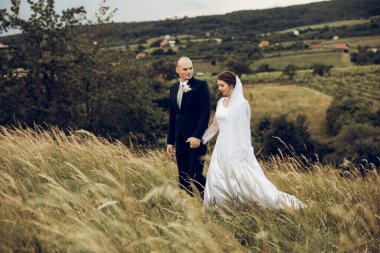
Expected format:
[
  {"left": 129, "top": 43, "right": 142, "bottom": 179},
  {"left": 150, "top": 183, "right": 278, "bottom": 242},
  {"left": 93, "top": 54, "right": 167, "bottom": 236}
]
[
  {"left": 278, "top": 19, "right": 372, "bottom": 33},
  {"left": 244, "top": 84, "right": 333, "bottom": 140},
  {"left": 251, "top": 51, "right": 350, "bottom": 70},
  {"left": 321, "top": 35, "right": 380, "bottom": 48},
  {"left": 0, "top": 127, "right": 379, "bottom": 252}
]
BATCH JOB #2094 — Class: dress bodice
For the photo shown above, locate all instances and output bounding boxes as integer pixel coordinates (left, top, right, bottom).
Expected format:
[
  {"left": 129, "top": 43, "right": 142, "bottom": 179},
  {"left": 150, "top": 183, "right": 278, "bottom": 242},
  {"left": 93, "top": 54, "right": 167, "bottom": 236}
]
[{"left": 215, "top": 98, "right": 229, "bottom": 131}]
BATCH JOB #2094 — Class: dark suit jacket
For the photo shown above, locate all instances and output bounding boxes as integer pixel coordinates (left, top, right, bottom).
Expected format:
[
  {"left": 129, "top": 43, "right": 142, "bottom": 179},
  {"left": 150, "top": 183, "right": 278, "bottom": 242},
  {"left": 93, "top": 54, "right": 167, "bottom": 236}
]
[{"left": 167, "top": 77, "right": 210, "bottom": 145}]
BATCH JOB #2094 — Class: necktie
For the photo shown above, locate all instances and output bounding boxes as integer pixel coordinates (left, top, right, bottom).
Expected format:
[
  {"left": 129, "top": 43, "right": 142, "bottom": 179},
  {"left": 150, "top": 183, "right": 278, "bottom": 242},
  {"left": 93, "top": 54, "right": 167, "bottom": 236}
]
[{"left": 177, "top": 82, "right": 184, "bottom": 109}]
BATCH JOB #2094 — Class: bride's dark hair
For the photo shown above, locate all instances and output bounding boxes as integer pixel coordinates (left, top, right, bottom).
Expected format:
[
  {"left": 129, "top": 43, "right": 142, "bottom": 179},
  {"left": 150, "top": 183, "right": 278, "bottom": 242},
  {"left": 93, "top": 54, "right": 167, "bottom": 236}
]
[{"left": 217, "top": 71, "right": 237, "bottom": 88}]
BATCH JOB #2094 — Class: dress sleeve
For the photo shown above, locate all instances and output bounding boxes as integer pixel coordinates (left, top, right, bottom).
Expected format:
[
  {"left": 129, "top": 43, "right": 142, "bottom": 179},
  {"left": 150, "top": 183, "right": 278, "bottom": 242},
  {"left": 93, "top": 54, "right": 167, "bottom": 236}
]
[{"left": 202, "top": 98, "right": 222, "bottom": 144}]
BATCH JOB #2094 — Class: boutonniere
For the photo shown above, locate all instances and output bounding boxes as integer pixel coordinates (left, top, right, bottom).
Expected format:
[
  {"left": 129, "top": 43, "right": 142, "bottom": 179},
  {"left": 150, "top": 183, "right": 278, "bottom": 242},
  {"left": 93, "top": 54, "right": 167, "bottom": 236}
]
[{"left": 183, "top": 83, "right": 192, "bottom": 93}]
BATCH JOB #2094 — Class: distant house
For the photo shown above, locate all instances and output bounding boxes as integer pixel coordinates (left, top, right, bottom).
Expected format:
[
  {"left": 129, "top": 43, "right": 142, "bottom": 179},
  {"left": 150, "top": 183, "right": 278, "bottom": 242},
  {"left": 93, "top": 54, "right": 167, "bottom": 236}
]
[
  {"left": 168, "top": 40, "right": 176, "bottom": 47},
  {"left": 333, "top": 35, "right": 339, "bottom": 40},
  {"left": 334, "top": 43, "right": 350, "bottom": 52},
  {"left": 259, "top": 40, "right": 270, "bottom": 48},
  {"left": 293, "top": 30, "right": 300, "bottom": 37},
  {"left": 135, "top": 52, "right": 147, "bottom": 59},
  {"left": 0, "top": 43, "right": 9, "bottom": 49}
]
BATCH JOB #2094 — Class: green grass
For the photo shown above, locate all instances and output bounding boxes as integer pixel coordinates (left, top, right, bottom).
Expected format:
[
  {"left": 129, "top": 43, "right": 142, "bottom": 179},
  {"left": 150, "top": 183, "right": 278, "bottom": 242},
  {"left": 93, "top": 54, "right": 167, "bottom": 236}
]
[
  {"left": 320, "top": 35, "right": 380, "bottom": 47},
  {"left": 193, "top": 60, "right": 221, "bottom": 74},
  {"left": 278, "top": 19, "right": 371, "bottom": 34},
  {"left": 0, "top": 127, "right": 379, "bottom": 252},
  {"left": 251, "top": 51, "right": 349, "bottom": 70}
]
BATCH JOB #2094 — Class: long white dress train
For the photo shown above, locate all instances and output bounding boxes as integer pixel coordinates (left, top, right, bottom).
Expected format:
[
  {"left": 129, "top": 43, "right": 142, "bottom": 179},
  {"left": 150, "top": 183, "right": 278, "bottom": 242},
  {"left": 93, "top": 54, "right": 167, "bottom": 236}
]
[{"left": 202, "top": 90, "right": 306, "bottom": 209}]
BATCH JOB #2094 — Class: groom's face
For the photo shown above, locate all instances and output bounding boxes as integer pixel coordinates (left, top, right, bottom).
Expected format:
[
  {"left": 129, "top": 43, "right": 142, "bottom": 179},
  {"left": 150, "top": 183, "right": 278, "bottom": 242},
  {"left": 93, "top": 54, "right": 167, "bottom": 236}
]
[{"left": 176, "top": 59, "right": 193, "bottom": 82}]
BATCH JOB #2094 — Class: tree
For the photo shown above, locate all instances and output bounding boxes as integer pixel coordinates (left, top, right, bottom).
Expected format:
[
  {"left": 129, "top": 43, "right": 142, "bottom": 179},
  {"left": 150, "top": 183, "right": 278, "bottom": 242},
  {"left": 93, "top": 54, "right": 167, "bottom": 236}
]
[
  {"left": 312, "top": 64, "right": 333, "bottom": 76},
  {"left": 0, "top": 0, "right": 87, "bottom": 128},
  {"left": 351, "top": 47, "right": 380, "bottom": 65},
  {"left": 0, "top": 8, "right": 10, "bottom": 33},
  {"left": 325, "top": 124, "right": 380, "bottom": 167},
  {"left": 255, "top": 64, "right": 274, "bottom": 73},
  {"left": 282, "top": 64, "right": 297, "bottom": 79},
  {"left": 0, "top": 0, "right": 166, "bottom": 144},
  {"left": 151, "top": 48, "right": 166, "bottom": 55},
  {"left": 253, "top": 115, "right": 316, "bottom": 158},
  {"left": 326, "top": 95, "right": 375, "bottom": 135},
  {"left": 150, "top": 59, "right": 176, "bottom": 81},
  {"left": 224, "top": 56, "right": 251, "bottom": 76}
]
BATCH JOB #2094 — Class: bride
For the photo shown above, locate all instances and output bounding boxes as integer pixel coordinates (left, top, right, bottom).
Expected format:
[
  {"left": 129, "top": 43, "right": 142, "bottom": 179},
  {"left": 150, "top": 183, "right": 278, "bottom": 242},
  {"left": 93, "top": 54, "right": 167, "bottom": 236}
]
[{"left": 202, "top": 71, "right": 306, "bottom": 209}]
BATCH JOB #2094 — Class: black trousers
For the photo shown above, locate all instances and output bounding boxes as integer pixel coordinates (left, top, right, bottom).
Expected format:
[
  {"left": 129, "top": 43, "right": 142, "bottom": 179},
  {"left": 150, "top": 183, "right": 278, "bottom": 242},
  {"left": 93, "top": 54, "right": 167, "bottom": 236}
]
[{"left": 175, "top": 134, "right": 207, "bottom": 198}]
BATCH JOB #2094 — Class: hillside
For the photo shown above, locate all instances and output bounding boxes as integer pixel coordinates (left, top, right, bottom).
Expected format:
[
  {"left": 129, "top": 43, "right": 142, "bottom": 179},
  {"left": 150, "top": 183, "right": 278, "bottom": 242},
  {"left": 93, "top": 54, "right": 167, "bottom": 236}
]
[
  {"left": 245, "top": 84, "right": 332, "bottom": 139},
  {"left": 91, "top": 0, "right": 380, "bottom": 44},
  {"left": 2, "top": 0, "right": 379, "bottom": 45},
  {"left": 0, "top": 127, "right": 379, "bottom": 252}
]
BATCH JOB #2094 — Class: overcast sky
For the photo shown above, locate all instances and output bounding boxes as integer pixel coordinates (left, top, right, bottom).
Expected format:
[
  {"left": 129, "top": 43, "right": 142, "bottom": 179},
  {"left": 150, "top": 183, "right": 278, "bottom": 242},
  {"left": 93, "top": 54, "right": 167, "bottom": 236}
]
[{"left": 1, "top": 0, "right": 328, "bottom": 23}]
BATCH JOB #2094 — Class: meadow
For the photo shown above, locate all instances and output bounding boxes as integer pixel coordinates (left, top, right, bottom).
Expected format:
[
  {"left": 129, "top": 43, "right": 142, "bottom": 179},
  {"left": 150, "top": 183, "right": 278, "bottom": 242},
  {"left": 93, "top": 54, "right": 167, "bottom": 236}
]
[
  {"left": 277, "top": 19, "right": 372, "bottom": 34},
  {"left": 250, "top": 51, "right": 348, "bottom": 70},
  {"left": 244, "top": 84, "right": 332, "bottom": 140},
  {"left": 0, "top": 127, "right": 379, "bottom": 252}
]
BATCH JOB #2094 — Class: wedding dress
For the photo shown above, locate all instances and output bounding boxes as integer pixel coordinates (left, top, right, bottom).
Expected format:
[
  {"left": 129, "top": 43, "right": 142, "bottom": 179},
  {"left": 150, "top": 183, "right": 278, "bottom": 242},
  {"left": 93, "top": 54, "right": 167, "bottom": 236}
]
[{"left": 202, "top": 77, "right": 306, "bottom": 209}]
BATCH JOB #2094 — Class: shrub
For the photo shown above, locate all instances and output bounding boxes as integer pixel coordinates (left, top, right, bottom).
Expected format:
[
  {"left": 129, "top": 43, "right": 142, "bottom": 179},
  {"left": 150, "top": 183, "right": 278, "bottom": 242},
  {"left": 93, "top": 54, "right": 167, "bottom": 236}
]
[{"left": 312, "top": 64, "right": 333, "bottom": 76}]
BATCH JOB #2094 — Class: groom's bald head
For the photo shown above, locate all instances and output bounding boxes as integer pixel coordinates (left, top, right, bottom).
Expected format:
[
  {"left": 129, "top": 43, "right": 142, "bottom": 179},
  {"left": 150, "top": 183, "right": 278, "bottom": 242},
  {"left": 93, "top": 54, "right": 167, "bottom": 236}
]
[
  {"left": 176, "top": 56, "right": 194, "bottom": 82},
  {"left": 177, "top": 56, "right": 192, "bottom": 67}
]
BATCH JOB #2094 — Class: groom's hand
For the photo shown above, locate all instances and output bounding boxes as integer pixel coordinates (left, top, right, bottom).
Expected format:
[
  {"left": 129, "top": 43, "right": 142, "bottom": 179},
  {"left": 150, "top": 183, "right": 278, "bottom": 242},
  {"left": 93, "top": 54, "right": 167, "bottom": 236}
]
[
  {"left": 167, "top": 145, "right": 174, "bottom": 156},
  {"left": 186, "top": 137, "right": 201, "bottom": 149}
]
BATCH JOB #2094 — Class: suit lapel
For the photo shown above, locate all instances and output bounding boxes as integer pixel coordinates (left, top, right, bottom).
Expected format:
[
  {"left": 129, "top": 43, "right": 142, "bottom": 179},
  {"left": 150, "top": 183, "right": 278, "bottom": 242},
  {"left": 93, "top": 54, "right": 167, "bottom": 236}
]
[{"left": 172, "top": 81, "right": 180, "bottom": 111}]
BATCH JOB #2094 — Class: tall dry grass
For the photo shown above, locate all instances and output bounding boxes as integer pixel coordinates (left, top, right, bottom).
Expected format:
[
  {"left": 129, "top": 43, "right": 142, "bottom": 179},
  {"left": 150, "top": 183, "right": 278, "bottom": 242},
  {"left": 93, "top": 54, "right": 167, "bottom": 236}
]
[{"left": 0, "top": 127, "right": 379, "bottom": 252}]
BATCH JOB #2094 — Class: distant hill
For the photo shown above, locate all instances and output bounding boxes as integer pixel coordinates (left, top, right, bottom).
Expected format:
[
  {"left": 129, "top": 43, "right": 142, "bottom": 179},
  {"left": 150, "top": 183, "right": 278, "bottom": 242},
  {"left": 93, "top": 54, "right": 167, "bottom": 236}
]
[
  {"left": 1, "top": 0, "right": 379, "bottom": 46},
  {"left": 97, "top": 0, "right": 380, "bottom": 44}
]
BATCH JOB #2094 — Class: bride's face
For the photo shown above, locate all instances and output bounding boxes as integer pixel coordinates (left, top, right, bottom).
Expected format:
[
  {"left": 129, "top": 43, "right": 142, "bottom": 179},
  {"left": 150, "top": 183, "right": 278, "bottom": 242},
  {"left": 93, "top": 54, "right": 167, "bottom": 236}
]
[{"left": 217, "top": 80, "right": 233, "bottom": 97}]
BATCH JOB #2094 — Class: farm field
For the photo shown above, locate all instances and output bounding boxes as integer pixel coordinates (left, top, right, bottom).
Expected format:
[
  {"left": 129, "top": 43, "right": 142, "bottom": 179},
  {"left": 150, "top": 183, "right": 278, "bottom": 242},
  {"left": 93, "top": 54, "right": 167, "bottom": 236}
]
[
  {"left": 251, "top": 51, "right": 349, "bottom": 69},
  {"left": 278, "top": 19, "right": 372, "bottom": 33},
  {"left": 243, "top": 65, "right": 380, "bottom": 104},
  {"left": 321, "top": 35, "right": 380, "bottom": 47},
  {"left": 294, "top": 65, "right": 380, "bottom": 103}
]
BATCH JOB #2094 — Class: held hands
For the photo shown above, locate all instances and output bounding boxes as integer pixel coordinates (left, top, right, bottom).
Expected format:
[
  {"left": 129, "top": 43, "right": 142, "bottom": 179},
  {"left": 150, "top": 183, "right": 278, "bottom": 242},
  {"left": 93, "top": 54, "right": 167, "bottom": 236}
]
[
  {"left": 167, "top": 145, "right": 174, "bottom": 156},
  {"left": 166, "top": 137, "right": 201, "bottom": 156},
  {"left": 186, "top": 137, "right": 201, "bottom": 149}
]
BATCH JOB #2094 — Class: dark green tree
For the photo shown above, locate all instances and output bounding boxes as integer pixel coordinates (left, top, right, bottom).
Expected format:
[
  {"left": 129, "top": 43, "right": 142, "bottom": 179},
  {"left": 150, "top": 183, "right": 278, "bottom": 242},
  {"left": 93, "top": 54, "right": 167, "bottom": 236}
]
[
  {"left": 282, "top": 64, "right": 297, "bottom": 79},
  {"left": 326, "top": 96, "right": 375, "bottom": 135},
  {"left": 326, "top": 124, "right": 380, "bottom": 167},
  {"left": 0, "top": 0, "right": 87, "bottom": 128},
  {"left": 312, "top": 64, "right": 333, "bottom": 76},
  {"left": 224, "top": 56, "right": 251, "bottom": 76},
  {"left": 0, "top": 0, "right": 165, "bottom": 143},
  {"left": 253, "top": 115, "right": 316, "bottom": 158}
]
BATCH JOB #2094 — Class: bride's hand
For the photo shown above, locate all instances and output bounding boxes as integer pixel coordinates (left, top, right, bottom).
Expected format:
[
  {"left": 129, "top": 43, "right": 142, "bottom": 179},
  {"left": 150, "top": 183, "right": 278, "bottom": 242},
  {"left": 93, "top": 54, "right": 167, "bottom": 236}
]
[{"left": 186, "top": 137, "right": 201, "bottom": 149}]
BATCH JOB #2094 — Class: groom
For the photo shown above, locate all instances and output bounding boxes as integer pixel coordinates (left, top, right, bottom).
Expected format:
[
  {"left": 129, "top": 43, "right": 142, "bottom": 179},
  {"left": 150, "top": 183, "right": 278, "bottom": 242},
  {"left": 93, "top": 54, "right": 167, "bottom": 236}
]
[{"left": 167, "top": 56, "right": 210, "bottom": 198}]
